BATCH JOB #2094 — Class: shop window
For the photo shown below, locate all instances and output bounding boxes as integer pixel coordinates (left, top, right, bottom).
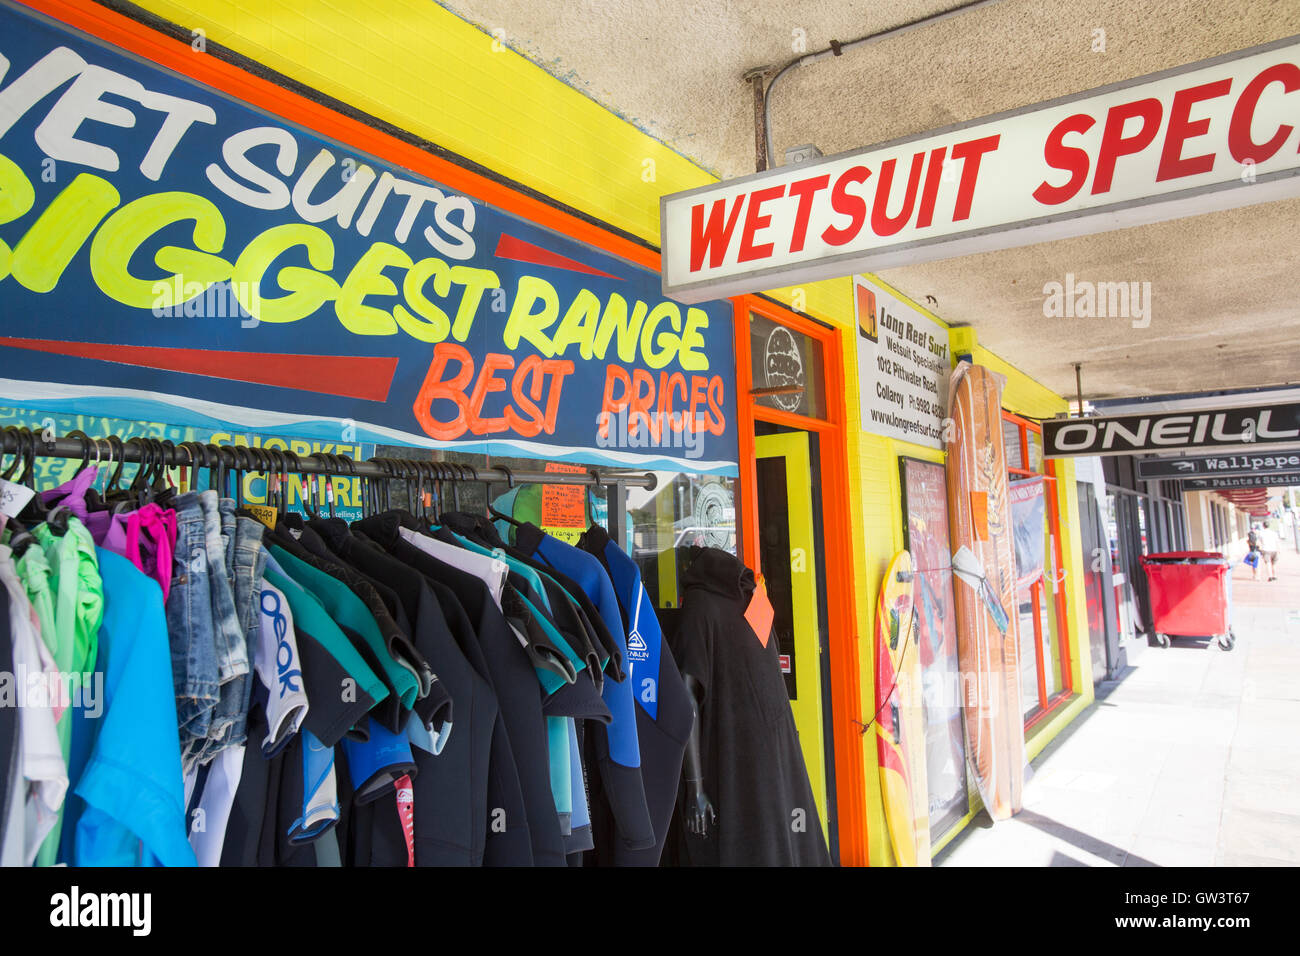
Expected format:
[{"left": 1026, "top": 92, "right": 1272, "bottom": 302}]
[
  {"left": 628, "top": 473, "right": 737, "bottom": 608},
  {"left": 899, "top": 456, "right": 968, "bottom": 840},
  {"left": 1136, "top": 496, "right": 1150, "bottom": 554},
  {"left": 1002, "top": 420, "right": 1023, "bottom": 470},
  {"left": 1026, "top": 429, "right": 1044, "bottom": 473},
  {"left": 1002, "top": 413, "right": 1073, "bottom": 724},
  {"left": 1106, "top": 492, "right": 1138, "bottom": 646},
  {"left": 748, "top": 312, "right": 827, "bottom": 420}
]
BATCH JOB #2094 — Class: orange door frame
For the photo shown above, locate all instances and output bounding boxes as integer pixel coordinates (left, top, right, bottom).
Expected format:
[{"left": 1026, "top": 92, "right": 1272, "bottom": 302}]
[{"left": 734, "top": 295, "right": 867, "bottom": 866}]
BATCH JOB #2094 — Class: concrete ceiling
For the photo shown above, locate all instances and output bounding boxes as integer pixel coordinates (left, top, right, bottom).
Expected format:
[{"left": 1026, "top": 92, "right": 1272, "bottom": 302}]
[{"left": 439, "top": 0, "right": 1300, "bottom": 401}]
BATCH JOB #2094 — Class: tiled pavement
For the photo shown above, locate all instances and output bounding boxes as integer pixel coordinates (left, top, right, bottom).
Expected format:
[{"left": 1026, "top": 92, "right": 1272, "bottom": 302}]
[{"left": 937, "top": 549, "right": 1300, "bottom": 867}]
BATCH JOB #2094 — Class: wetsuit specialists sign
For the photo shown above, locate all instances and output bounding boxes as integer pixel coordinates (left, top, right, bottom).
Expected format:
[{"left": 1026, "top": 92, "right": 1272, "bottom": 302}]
[
  {"left": 854, "top": 278, "right": 948, "bottom": 449},
  {"left": 1044, "top": 403, "right": 1300, "bottom": 457},
  {"left": 661, "top": 36, "right": 1300, "bottom": 303},
  {"left": 0, "top": 5, "right": 738, "bottom": 475}
]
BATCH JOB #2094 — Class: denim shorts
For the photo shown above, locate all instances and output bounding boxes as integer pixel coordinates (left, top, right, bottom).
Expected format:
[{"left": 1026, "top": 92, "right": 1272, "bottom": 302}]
[
  {"left": 165, "top": 491, "right": 220, "bottom": 760},
  {"left": 190, "top": 495, "right": 250, "bottom": 765},
  {"left": 199, "top": 513, "right": 266, "bottom": 758}
]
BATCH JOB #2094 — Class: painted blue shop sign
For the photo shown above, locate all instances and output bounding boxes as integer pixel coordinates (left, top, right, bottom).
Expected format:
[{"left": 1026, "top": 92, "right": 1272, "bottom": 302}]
[{"left": 0, "top": 3, "right": 738, "bottom": 475}]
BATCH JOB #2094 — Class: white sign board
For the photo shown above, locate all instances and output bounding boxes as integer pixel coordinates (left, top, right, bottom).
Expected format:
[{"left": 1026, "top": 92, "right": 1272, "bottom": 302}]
[
  {"left": 661, "top": 37, "right": 1300, "bottom": 303},
  {"left": 855, "top": 278, "right": 948, "bottom": 449}
]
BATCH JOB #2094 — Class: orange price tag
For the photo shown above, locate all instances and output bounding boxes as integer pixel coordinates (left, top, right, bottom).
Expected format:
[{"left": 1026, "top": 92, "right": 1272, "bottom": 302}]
[
  {"left": 970, "top": 490, "right": 989, "bottom": 541},
  {"left": 745, "top": 575, "right": 775, "bottom": 648},
  {"left": 541, "top": 484, "right": 585, "bottom": 528}
]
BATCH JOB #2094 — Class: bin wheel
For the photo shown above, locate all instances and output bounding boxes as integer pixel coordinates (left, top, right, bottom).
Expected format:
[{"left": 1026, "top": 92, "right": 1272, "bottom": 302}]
[
  {"left": 1217, "top": 630, "right": 1236, "bottom": 651},
  {"left": 1156, "top": 633, "right": 1171, "bottom": 648}
]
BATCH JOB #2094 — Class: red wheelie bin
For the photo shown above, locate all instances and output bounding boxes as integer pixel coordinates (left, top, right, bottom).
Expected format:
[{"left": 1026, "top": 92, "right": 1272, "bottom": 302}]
[{"left": 1140, "top": 551, "right": 1236, "bottom": 650}]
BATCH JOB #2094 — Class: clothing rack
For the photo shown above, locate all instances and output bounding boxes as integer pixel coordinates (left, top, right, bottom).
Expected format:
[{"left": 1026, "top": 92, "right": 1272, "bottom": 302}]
[{"left": 0, "top": 428, "right": 655, "bottom": 548}]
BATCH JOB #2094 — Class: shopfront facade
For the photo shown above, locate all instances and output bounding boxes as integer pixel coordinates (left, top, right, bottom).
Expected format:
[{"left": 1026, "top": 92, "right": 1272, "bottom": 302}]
[{"left": 0, "top": 0, "right": 1097, "bottom": 866}]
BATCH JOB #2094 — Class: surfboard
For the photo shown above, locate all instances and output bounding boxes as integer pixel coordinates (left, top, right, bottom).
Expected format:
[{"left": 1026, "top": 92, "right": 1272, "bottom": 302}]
[
  {"left": 944, "top": 362, "right": 1025, "bottom": 822},
  {"left": 874, "top": 550, "right": 931, "bottom": 866}
]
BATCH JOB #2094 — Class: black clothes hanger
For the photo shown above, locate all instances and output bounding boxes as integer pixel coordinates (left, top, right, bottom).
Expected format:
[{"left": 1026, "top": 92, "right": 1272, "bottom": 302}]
[
  {"left": 130, "top": 438, "right": 154, "bottom": 505},
  {"left": 239, "top": 445, "right": 257, "bottom": 507},
  {"left": 254, "top": 447, "right": 295, "bottom": 529},
  {"left": 116, "top": 437, "right": 148, "bottom": 509},
  {"left": 404, "top": 459, "right": 424, "bottom": 516},
  {"left": 86, "top": 436, "right": 119, "bottom": 511},
  {"left": 330, "top": 453, "right": 354, "bottom": 519},
  {"left": 385, "top": 459, "right": 398, "bottom": 513},
  {"left": 63, "top": 430, "right": 94, "bottom": 476},
  {"left": 429, "top": 462, "right": 445, "bottom": 522},
  {"left": 379, "top": 458, "right": 399, "bottom": 514},
  {"left": 316, "top": 453, "right": 340, "bottom": 519},
  {"left": 177, "top": 441, "right": 205, "bottom": 494},
  {"left": 429, "top": 461, "right": 445, "bottom": 521},
  {"left": 135, "top": 438, "right": 167, "bottom": 507},
  {"left": 208, "top": 443, "right": 226, "bottom": 495},
  {"left": 449, "top": 462, "right": 462, "bottom": 513},
  {"left": 257, "top": 446, "right": 277, "bottom": 512},
  {"left": 241, "top": 445, "right": 265, "bottom": 511},
  {"left": 42, "top": 430, "right": 96, "bottom": 519},
  {"left": 0, "top": 427, "right": 24, "bottom": 483},
  {"left": 280, "top": 450, "right": 314, "bottom": 519},
  {"left": 276, "top": 449, "right": 295, "bottom": 515},
  {"left": 489, "top": 505, "right": 524, "bottom": 528},
  {"left": 7, "top": 431, "right": 45, "bottom": 553},
  {"left": 153, "top": 439, "right": 178, "bottom": 508},
  {"left": 366, "top": 457, "right": 381, "bottom": 515},
  {"left": 462, "top": 463, "right": 478, "bottom": 511},
  {"left": 17, "top": 430, "right": 50, "bottom": 524},
  {"left": 235, "top": 446, "right": 275, "bottom": 527},
  {"left": 367, "top": 457, "right": 385, "bottom": 516},
  {"left": 486, "top": 463, "right": 523, "bottom": 533},
  {"left": 99, "top": 436, "right": 132, "bottom": 511}
]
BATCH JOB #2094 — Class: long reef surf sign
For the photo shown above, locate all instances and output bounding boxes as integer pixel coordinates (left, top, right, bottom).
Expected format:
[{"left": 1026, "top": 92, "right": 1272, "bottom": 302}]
[
  {"left": 1045, "top": 403, "right": 1300, "bottom": 458},
  {"left": 661, "top": 36, "right": 1300, "bottom": 303}
]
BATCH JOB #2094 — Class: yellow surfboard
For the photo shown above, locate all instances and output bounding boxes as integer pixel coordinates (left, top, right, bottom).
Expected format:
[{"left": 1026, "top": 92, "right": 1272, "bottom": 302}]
[{"left": 875, "top": 550, "right": 931, "bottom": 866}]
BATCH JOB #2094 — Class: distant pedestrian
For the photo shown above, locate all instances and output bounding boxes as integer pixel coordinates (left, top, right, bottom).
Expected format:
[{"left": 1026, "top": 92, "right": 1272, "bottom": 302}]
[
  {"left": 1258, "top": 523, "right": 1281, "bottom": 581},
  {"left": 1247, "top": 524, "right": 1263, "bottom": 580}
]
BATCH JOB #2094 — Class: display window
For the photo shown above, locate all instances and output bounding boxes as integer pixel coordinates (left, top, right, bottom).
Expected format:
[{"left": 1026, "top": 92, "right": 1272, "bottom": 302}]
[
  {"left": 899, "top": 456, "right": 969, "bottom": 840},
  {"left": 1003, "top": 412, "right": 1073, "bottom": 726},
  {"left": 370, "top": 446, "right": 738, "bottom": 611}
]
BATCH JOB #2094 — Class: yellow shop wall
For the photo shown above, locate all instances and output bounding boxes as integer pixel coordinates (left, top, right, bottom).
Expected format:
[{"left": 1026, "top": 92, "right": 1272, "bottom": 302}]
[
  {"left": 130, "top": 0, "right": 714, "bottom": 244},
  {"left": 777, "top": 275, "right": 1097, "bottom": 862}
]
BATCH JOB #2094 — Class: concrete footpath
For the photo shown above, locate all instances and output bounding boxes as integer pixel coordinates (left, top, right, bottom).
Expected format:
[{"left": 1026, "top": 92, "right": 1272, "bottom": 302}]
[{"left": 937, "top": 551, "right": 1300, "bottom": 867}]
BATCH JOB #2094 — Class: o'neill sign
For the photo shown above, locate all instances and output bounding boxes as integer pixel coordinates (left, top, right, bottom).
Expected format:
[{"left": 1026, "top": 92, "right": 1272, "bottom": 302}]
[
  {"left": 1044, "top": 403, "right": 1300, "bottom": 458},
  {"left": 661, "top": 36, "right": 1300, "bottom": 303}
]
